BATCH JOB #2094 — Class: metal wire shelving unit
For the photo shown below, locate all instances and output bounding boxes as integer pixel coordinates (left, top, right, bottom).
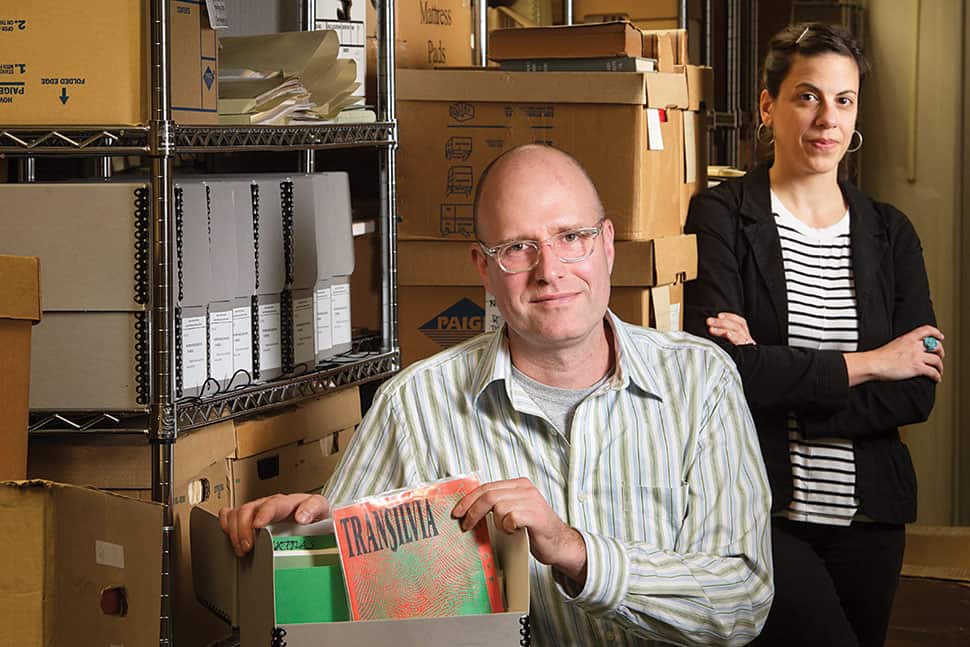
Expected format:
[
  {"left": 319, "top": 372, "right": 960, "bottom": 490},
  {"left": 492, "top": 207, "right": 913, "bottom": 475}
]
[{"left": 1, "top": 1, "right": 399, "bottom": 644}]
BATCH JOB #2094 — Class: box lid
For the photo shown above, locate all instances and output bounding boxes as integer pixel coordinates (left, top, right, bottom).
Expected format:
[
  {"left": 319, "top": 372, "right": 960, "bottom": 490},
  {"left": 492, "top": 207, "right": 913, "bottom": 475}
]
[
  {"left": 0, "top": 183, "right": 148, "bottom": 312},
  {"left": 397, "top": 68, "right": 688, "bottom": 109},
  {"left": 205, "top": 180, "right": 242, "bottom": 301},
  {"left": 0, "top": 255, "right": 40, "bottom": 322},
  {"left": 252, "top": 178, "right": 287, "bottom": 294},
  {"left": 175, "top": 182, "right": 213, "bottom": 307}
]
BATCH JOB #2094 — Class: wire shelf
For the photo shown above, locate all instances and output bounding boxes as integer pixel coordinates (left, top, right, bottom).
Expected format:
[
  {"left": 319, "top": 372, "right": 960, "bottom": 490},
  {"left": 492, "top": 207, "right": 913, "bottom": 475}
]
[
  {"left": 0, "top": 127, "right": 150, "bottom": 155},
  {"left": 175, "top": 122, "right": 396, "bottom": 152},
  {"left": 0, "top": 122, "right": 396, "bottom": 156},
  {"left": 176, "top": 350, "right": 398, "bottom": 431}
]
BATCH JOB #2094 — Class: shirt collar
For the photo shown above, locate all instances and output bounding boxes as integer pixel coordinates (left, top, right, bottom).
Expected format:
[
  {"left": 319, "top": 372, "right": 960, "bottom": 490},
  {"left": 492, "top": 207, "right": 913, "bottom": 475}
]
[{"left": 471, "top": 311, "right": 664, "bottom": 406}]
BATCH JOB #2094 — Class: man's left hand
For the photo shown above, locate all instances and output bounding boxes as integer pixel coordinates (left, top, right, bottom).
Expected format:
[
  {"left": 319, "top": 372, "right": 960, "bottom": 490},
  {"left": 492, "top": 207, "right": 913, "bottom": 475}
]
[{"left": 452, "top": 477, "right": 588, "bottom": 585}]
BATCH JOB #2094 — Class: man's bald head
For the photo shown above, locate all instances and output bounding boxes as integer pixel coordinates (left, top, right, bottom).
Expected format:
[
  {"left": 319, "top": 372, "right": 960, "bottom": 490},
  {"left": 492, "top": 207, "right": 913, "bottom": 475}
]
[{"left": 472, "top": 145, "right": 604, "bottom": 242}]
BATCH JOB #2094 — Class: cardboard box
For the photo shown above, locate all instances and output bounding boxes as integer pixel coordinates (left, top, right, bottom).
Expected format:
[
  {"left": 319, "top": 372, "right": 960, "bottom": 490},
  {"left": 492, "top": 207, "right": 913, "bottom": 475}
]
[
  {"left": 367, "top": 0, "right": 473, "bottom": 69},
  {"left": 297, "top": 426, "right": 357, "bottom": 492},
  {"left": 301, "top": 387, "right": 363, "bottom": 444},
  {"left": 0, "top": 0, "right": 217, "bottom": 125},
  {"left": 0, "top": 480, "right": 163, "bottom": 647},
  {"left": 887, "top": 526, "right": 970, "bottom": 646},
  {"left": 0, "top": 255, "right": 40, "bottom": 481},
  {"left": 572, "top": 0, "right": 703, "bottom": 22},
  {"left": 397, "top": 236, "right": 696, "bottom": 364},
  {"left": 397, "top": 68, "right": 688, "bottom": 242},
  {"left": 190, "top": 506, "right": 530, "bottom": 647}
]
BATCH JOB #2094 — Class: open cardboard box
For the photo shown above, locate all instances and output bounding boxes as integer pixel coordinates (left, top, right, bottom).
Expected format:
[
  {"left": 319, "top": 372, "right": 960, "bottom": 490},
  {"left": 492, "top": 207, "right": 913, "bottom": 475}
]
[{"left": 191, "top": 507, "right": 531, "bottom": 647}]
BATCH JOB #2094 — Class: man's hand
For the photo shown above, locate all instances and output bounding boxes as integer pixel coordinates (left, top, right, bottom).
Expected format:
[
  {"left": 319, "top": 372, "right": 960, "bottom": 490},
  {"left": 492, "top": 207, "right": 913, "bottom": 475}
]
[
  {"left": 452, "top": 478, "right": 588, "bottom": 585},
  {"left": 219, "top": 492, "right": 330, "bottom": 557},
  {"left": 707, "top": 312, "right": 756, "bottom": 346}
]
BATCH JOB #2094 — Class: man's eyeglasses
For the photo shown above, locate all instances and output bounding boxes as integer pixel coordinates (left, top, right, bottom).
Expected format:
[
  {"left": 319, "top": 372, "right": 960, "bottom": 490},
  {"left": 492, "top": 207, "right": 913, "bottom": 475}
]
[{"left": 478, "top": 219, "right": 605, "bottom": 274}]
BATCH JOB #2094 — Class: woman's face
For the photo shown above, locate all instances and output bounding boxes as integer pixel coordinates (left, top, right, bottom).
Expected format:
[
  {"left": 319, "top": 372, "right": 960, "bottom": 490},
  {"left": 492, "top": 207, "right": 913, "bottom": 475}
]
[{"left": 760, "top": 52, "right": 860, "bottom": 178}]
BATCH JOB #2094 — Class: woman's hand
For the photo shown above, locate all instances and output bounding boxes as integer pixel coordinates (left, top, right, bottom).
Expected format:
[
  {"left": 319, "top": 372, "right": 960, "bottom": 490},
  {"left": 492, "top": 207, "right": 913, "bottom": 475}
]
[
  {"left": 844, "top": 325, "right": 945, "bottom": 387},
  {"left": 707, "top": 312, "right": 757, "bottom": 346}
]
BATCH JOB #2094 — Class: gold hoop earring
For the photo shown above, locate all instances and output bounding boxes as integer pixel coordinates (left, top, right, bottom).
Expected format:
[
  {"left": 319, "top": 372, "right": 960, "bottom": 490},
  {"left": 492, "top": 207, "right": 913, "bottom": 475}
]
[
  {"left": 756, "top": 122, "right": 774, "bottom": 146},
  {"left": 847, "top": 130, "right": 863, "bottom": 153}
]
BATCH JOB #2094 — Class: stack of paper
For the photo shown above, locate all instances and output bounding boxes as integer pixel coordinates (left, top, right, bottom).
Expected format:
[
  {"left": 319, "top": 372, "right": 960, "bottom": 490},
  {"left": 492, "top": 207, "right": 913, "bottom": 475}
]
[{"left": 219, "top": 30, "right": 371, "bottom": 125}]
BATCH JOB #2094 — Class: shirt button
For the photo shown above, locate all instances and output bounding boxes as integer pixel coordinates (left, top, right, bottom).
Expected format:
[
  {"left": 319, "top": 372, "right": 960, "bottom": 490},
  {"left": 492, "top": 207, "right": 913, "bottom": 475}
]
[
  {"left": 577, "top": 492, "right": 588, "bottom": 503},
  {"left": 606, "top": 632, "right": 616, "bottom": 641}
]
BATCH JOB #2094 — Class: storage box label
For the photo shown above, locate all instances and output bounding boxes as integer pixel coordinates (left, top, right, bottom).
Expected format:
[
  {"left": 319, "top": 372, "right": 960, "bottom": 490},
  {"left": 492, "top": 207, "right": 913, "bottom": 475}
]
[
  {"left": 258, "top": 303, "right": 282, "bottom": 371},
  {"left": 232, "top": 305, "right": 253, "bottom": 374}
]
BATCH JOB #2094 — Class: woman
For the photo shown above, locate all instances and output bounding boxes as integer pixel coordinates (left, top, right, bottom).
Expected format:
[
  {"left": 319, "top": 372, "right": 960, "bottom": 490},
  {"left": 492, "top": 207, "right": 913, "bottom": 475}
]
[{"left": 684, "top": 23, "right": 944, "bottom": 647}]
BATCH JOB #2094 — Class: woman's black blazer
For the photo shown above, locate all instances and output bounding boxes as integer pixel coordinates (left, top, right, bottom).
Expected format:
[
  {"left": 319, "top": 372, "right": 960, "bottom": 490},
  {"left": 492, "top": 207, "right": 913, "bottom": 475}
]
[{"left": 684, "top": 164, "right": 937, "bottom": 524}]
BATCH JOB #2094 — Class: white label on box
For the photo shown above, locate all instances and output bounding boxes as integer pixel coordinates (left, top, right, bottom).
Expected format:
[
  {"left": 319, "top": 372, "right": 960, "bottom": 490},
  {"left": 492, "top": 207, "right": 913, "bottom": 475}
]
[
  {"left": 647, "top": 108, "right": 664, "bottom": 151},
  {"left": 181, "top": 315, "right": 208, "bottom": 389},
  {"left": 232, "top": 306, "right": 253, "bottom": 375},
  {"left": 485, "top": 291, "right": 505, "bottom": 332},
  {"left": 204, "top": 0, "right": 229, "bottom": 28},
  {"left": 258, "top": 303, "right": 282, "bottom": 371},
  {"left": 316, "top": 19, "right": 366, "bottom": 46},
  {"left": 293, "top": 296, "right": 316, "bottom": 366},
  {"left": 670, "top": 302, "right": 682, "bottom": 332},
  {"left": 684, "top": 113, "right": 697, "bottom": 184},
  {"left": 209, "top": 310, "right": 234, "bottom": 381},
  {"left": 332, "top": 284, "right": 352, "bottom": 347},
  {"left": 315, "top": 286, "right": 333, "bottom": 353},
  {"left": 95, "top": 540, "right": 125, "bottom": 569}
]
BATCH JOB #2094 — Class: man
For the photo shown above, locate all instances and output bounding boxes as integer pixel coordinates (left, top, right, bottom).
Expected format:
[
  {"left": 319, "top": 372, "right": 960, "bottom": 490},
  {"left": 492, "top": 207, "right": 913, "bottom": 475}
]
[{"left": 221, "top": 145, "right": 773, "bottom": 645}]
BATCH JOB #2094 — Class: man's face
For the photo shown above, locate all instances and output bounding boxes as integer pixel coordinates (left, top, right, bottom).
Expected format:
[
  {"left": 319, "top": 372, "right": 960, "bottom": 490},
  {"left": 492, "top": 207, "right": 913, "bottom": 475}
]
[{"left": 472, "top": 155, "right": 614, "bottom": 353}]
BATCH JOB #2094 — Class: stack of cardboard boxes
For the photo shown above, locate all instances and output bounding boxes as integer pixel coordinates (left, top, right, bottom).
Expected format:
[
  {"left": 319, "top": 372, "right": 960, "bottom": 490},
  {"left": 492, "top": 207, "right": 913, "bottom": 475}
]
[
  {"left": 393, "top": 22, "right": 712, "bottom": 366},
  {"left": 0, "top": 0, "right": 217, "bottom": 125},
  {"left": 572, "top": 0, "right": 705, "bottom": 66},
  {"left": 25, "top": 387, "right": 363, "bottom": 647}
]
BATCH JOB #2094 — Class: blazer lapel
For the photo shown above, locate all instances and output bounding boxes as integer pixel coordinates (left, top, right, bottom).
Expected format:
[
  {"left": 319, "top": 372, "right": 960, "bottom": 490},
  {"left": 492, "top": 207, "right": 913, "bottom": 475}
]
[
  {"left": 843, "top": 182, "right": 890, "bottom": 350},
  {"left": 739, "top": 166, "right": 789, "bottom": 342}
]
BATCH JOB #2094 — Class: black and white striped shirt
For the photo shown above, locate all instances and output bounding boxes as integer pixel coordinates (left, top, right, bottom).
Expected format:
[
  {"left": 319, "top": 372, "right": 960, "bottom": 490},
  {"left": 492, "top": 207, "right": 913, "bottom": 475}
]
[{"left": 772, "top": 191, "right": 861, "bottom": 526}]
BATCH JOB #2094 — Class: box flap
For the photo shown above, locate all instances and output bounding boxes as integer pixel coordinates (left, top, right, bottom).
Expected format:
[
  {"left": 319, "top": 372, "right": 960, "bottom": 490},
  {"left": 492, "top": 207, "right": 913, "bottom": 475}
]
[
  {"left": 0, "top": 255, "right": 41, "bottom": 322},
  {"left": 191, "top": 506, "right": 244, "bottom": 626},
  {"left": 0, "top": 183, "right": 149, "bottom": 312},
  {"left": 610, "top": 241, "right": 654, "bottom": 286},
  {"left": 687, "top": 65, "right": 714, "bottom": 111},
  {"left": 232, "top": 407, "right": 306, "bottom": 459},
  {"left": 902, "top": 526, "right": 970, "bottom": 583},
  {"left": 653, "top": 234, "right": 698, "bottom": 285},
  {"left": 398, "top": 68, "right": 650, "bottom": 105},
  {"left": 299, "top": 387, "right": 362, "bottom": 444},
  {"left": 398, "top": 242, "right": 481, "bottom": 286},
  {"left": 644, "top": 71, "right": 688, "bottom": 109}
]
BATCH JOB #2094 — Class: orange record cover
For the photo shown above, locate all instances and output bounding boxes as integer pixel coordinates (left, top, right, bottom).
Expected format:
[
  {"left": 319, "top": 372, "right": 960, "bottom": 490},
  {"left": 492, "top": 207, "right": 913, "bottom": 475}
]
[{"left": 332, "top": 474, "right": 504, "bottom": 620}]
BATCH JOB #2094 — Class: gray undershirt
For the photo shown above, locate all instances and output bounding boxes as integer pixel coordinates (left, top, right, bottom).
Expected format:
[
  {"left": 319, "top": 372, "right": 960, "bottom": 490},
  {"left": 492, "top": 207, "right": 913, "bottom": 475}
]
[{"left": 511, "top": 365, "right": 609, "bottom": 442}]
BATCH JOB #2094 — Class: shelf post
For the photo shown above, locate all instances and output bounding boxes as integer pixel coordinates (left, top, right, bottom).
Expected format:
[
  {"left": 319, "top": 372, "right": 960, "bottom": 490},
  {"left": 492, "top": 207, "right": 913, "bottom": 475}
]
[
  {"left": 149, "top": 0, "right": 176, "bottom": 644},
  {"left": 377, "top": 0, "right": 399, "bottom": 357}
]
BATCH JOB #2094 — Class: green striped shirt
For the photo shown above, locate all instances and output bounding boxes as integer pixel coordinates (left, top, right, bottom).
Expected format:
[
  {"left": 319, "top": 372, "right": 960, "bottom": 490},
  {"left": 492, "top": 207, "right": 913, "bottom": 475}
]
[{"left": 324, "top": 313, "right": 773, "bottom": 646}]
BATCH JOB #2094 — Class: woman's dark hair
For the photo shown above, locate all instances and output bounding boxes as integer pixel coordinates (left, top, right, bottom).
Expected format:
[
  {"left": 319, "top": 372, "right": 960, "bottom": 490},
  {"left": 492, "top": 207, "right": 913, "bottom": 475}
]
[{"left": 762, "top": 22, "right": 870, "bottom": 97}]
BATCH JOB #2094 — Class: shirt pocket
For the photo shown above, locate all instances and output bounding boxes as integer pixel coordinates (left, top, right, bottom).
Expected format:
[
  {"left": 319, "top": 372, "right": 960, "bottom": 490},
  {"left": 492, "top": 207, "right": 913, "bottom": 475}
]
[{"left": 618, "top": 484, "right": 690, "bottom": 548}]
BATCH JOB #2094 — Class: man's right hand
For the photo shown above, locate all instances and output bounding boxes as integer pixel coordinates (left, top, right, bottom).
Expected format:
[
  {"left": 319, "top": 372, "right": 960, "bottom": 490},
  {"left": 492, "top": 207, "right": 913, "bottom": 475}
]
[{"left": 218, "top": 492, "right": 330, "bottom": 557}]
